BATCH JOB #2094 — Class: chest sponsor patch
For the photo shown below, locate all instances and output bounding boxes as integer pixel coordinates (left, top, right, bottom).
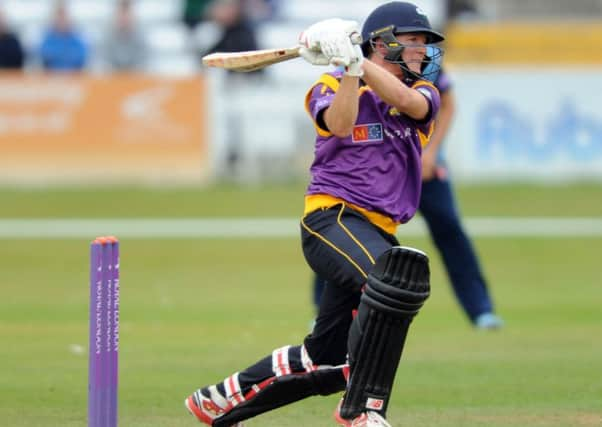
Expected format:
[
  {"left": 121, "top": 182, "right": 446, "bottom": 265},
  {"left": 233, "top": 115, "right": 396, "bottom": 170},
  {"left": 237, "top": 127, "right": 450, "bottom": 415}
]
[{"left": 352, "top": 123, "right": 383, "bottom": 143}]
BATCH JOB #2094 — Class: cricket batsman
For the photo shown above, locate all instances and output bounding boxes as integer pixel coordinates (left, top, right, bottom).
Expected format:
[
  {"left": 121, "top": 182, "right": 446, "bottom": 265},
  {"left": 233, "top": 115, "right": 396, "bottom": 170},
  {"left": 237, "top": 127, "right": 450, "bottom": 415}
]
[{"left": 185, "top": 2, "right": 444, "bottom": 426}]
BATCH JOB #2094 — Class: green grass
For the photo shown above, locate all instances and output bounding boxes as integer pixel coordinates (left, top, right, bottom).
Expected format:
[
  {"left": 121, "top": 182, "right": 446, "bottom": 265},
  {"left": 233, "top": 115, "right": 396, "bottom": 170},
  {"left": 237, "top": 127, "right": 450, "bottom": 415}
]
[
  {"left": 1, "top": 183, "right": 602, "bottom": 426},
  {"left": 1, "top": 181, "right": 601, "bottom": 217}
]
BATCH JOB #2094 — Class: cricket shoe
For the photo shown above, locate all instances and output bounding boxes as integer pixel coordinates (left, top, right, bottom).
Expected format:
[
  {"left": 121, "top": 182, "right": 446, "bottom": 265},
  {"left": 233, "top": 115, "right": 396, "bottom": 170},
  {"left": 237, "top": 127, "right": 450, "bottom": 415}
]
[
  {"left": 474, "top": 312, "right": 504, "bottom": 330},
  {"left": 334, "top": 400, "right": 392, "bottom": 427},
  {"left": 185, "top": 387, "right": 244, "bottom": 427}
]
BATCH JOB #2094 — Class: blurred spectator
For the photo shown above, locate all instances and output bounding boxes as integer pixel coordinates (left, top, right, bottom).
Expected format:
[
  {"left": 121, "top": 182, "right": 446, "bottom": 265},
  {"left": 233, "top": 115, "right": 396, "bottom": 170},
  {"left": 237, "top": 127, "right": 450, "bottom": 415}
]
[
  {"left": 102, "top": 0, "right": 147, "bottom": 71},
  {"left": 200, "top": 0, "right": 265, "bottom": 178},
  {"left": 0, "top": 9, "right": 25, "bottom": 69},
  {"left": 446, "top": 0, "right": 479, "bottom": 21},
  {"left": 38, "top": 1, "right": 89, "bottom": 71},
  {"left": 243, "top": 0, "right": 279, "bottom": 23},
  {"left": 203, "top": 0, "right": 260, "bottom": 57},
  {"left": 183, "top": 0, "right": 277, "bottom": 31},
  {"left": 191, "top": 0, "right": 274, "bottom": 65},
  {"left": 206, "top": 0, "right": 254, "bottom": 51},
  {"left": 182, "top": 0, "right": 213, "bottom": 30}
]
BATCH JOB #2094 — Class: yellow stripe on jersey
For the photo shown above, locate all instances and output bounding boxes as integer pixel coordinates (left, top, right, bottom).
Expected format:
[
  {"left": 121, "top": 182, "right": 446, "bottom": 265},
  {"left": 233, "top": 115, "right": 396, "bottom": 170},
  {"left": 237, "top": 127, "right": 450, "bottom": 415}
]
[
  {"left": 358, "top": 85, "right": 372, "bottom": 96},
  {"left": 304, "top": 194, "right": 400, "bottom": 235},
  {"left": 417, "top": 122, "right": 435, "bottom": 147},
  {"left": 411, "top": 80, "right": 437, "bottom": 92},
  {"left": 304, "top": 74, "right": 342, "bottom": 137},
  {"left": 319, "top": 74, "right": 340, "bottom": 93}
]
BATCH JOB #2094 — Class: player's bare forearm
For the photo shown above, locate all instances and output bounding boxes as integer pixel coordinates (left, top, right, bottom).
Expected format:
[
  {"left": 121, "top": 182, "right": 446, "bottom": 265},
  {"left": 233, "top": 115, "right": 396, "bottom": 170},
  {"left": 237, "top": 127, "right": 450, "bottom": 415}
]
[
  {"left": 423, "top": 90, "right": 455, "bottom": 180},
  {"left": 421, "top": 147, "right": 438, "bottom": 180},
  {"left": 427, "top": 90, "right": 455, "bottom": 153},
  {"left": 324, "top": 75, "right": 360, "bottom": 137},
  {"left": 361, "top": 59, "right": 429, "bottom": 120}
]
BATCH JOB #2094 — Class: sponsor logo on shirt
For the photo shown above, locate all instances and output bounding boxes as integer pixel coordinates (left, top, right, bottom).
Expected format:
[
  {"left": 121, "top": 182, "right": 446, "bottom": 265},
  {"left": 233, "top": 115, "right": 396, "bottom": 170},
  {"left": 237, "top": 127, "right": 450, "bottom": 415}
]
[
  {"left": 352, "top": 123, "right": 383, "bottom": 143},
  {"left": 385, "top": 128, "right": 414, "bottom": 140}
]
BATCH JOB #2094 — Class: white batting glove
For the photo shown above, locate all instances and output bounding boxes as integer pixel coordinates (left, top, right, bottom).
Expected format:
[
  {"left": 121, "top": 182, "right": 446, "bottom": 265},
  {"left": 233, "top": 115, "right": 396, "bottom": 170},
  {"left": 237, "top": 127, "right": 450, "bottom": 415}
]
[
  {"left": 318, "top": 32, "right": 352, "bottom": 66},
  {"left": 298, "top": 19, "right": 363, "bottom": 70},
  {"left": 343, "top": 44, "right": 364, "bottom": 77},
  {"left": 298, "top": 46, "right": 330, "bottom": 66},
  {"left": 298, "top": 18, "right": 360, "bottom": 51}
]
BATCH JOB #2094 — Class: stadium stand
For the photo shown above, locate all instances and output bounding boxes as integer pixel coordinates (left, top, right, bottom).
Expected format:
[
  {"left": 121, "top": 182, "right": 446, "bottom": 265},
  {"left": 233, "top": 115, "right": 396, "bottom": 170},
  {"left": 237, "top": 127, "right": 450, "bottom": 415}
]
[{"left": 3, "top": 0, "right": 601, "bottom": 181}]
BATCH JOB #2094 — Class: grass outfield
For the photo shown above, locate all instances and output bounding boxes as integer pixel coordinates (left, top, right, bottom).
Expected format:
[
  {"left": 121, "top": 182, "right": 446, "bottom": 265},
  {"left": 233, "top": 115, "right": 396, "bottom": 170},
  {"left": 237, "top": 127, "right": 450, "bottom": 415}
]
[
  {"left": 1, "top": 181, "right": 601, "bottom": 218},
  {"left": 1, "top": 183, "right": 601, "bottom": 426}
]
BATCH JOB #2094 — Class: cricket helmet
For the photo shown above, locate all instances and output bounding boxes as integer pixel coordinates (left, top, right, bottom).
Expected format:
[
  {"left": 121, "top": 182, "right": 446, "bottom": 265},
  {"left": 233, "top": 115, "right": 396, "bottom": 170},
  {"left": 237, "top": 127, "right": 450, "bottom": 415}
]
[{"left": 361, "top": 1, "right": 444, "bottom": 82}]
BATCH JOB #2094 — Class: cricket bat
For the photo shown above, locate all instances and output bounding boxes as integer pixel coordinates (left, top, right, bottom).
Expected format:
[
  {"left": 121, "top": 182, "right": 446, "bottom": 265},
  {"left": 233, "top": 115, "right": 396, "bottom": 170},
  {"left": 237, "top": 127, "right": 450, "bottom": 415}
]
[
  {"left": 202, "top": 46, "right": 302, "bottom": 72},
  {"left": 201, "top": 33, "right": 362, "bottom": 73}
]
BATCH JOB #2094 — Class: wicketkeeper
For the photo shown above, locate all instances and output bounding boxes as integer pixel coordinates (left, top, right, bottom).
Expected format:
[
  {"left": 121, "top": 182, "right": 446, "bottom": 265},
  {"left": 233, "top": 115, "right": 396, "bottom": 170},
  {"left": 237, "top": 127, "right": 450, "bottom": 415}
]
[{"left": 185, "top": 2, "right": 444, "bottom": 426}]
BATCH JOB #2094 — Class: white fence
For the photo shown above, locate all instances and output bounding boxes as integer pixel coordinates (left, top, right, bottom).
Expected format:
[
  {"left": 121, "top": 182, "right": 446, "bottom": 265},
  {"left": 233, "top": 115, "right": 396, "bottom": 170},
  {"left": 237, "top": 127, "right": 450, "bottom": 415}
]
[
  {"left": 207, "top": 66, "right": 602, "bottom": 183},
  {"left": 447, "top": 67, "right": 602, "bottom": 182}
]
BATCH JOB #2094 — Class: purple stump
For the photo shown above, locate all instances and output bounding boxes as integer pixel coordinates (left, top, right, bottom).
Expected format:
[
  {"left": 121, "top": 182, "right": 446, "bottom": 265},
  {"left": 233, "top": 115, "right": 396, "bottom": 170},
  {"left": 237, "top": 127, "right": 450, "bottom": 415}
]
[
  {"left": 89, "top": 237, "right": 119, "bottom": 427},
  {"left": 109, "top": 239, "right": 120, "bottom": 427}
]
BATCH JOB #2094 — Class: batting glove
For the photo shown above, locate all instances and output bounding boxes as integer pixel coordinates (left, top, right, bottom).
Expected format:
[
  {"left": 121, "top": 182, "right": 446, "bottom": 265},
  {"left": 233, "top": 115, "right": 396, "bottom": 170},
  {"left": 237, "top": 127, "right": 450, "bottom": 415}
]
[
  {"left": 343, "top": 44, "right": 364, "bottom": 77},
  {"left": 298, "top": 47, "right": 330, "bottom": 66},
  {"left": 318, "top": 31, "right": 358, "bottom": 67},
  {"left": 298, "top": 18, "right": 360, "bottom": 51}
]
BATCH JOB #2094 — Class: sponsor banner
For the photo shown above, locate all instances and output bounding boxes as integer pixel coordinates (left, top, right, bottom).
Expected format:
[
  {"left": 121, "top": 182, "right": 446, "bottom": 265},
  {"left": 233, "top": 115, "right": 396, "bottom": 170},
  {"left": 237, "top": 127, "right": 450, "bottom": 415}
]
[
  {"left": 446, "top": 67, "right": 602, "bottom": 181},
  {"left": 0, "top": 73, "right": 208, "bottom": 184}
]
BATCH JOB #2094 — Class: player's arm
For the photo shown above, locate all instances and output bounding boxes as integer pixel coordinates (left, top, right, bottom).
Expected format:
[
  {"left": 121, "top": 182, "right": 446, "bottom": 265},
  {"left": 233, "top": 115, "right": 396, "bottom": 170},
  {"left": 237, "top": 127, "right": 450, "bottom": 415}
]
[
  {"left": 299, "top": 19, "right": 363, "bottom": 137},
  {"left": 422, "top": 88, "right": 455, "bottom": 179},
  {"left": 322, "top": 75, "right": 359, "bottom": 137},
  {"left": 428, "top": 89, "right": 455, "bottom": 151},
  {"left": 360, "top": 59, "right": 430, "bottom": 121}
]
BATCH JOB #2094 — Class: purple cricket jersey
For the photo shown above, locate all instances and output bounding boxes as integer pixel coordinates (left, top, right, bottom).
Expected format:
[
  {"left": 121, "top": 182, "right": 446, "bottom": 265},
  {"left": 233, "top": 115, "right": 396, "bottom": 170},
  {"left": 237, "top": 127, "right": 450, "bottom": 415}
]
[{"left": 305, "top": 70, "right": 441, "bottom": 224}]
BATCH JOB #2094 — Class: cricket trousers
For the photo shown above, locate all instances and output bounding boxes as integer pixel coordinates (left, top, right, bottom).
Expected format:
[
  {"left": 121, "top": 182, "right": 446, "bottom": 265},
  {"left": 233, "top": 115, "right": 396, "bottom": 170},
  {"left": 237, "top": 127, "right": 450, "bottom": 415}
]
[
  {"left": 210, "top": 204, "right": 399, "bottom": 418},
  {"left": 418, "top": 175, "right": 494, "bottom": 321}
]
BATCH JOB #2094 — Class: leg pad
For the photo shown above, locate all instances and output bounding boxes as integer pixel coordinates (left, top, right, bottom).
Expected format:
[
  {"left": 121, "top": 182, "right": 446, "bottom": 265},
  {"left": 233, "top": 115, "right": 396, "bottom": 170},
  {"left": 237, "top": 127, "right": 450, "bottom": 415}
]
[{"left": 340, "top": 246, "right": 430, "bottom": 420}]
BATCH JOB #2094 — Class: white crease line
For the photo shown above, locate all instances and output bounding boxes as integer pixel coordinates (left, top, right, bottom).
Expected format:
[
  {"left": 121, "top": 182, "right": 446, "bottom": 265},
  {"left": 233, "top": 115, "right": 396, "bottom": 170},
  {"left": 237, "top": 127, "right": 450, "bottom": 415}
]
[{"left": 0, "top": 217, "right": 602, "bottom": 238}]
